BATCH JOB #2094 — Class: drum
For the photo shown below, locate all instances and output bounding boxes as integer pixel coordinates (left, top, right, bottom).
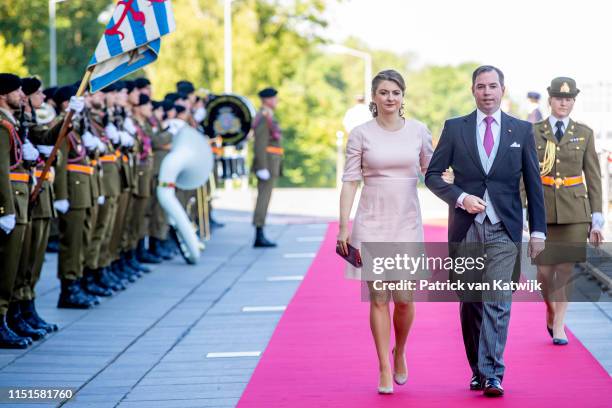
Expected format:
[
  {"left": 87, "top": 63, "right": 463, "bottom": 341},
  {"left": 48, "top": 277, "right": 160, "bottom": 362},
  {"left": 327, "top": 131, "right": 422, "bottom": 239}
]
[{"left": 203, "top": 94, "right": 256, "bottom": 146}]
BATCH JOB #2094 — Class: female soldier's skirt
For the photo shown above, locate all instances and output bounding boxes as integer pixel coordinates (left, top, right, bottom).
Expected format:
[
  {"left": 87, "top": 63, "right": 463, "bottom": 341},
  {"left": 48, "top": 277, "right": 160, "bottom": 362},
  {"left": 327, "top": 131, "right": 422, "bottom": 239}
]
[{"left": 534, "top": 222, "right": 590, "bottom": 265}]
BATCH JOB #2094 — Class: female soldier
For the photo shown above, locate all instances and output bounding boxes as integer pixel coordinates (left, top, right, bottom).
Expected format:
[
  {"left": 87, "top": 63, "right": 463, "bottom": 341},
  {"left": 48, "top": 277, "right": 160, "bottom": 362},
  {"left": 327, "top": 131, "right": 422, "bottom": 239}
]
[{"left": 534, "top": 77, "right": 603, "bottom": 345}]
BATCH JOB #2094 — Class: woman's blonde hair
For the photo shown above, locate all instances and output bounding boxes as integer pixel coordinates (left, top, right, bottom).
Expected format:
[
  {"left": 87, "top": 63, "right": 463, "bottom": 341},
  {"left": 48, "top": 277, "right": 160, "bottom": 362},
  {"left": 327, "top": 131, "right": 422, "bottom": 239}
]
[{"left": 369, "top": 69, "right": 406, "bottom": 117}]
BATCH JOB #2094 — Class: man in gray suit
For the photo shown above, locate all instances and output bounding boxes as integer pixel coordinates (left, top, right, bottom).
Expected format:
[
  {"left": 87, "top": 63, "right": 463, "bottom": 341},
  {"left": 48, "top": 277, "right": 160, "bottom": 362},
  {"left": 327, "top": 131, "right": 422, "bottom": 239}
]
[{"left": 425, "top": 66, "right": 546, "bottom": 397}]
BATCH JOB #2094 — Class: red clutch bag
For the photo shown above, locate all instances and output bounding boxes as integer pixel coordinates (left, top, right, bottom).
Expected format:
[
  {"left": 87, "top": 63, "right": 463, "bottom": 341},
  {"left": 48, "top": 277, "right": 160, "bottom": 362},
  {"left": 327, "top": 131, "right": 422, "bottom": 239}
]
[{"left": 336, "top": 243, "right": 362, "bottom": 268}]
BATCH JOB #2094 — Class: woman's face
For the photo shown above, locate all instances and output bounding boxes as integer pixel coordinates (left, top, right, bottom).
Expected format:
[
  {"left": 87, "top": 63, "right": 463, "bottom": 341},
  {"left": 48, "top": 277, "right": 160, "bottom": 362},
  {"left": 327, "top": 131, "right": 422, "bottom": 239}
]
[
  {"left": 372, "top": 80, "right": 403, "bottom": 116},
  {"left": 29, "top": 88, "right": 45, "bottom": 109},
  {"left": 549, "top": 96, "right": 575, "bottom": 119}
]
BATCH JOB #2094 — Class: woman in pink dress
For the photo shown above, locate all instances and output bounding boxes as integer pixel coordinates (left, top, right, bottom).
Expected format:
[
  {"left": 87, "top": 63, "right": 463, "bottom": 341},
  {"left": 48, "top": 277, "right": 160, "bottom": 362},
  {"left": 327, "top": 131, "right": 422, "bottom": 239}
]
[{"left": 337, "top": 70, "right": 440, "bottom": 394}]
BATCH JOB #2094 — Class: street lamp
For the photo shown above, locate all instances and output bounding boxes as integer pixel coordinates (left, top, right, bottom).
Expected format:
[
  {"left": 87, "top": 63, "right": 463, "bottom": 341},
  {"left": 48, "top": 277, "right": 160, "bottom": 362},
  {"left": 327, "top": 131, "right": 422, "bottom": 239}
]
[
  {"left": 49, "top": 0, "right": 67, "bottom": 87},
  {"left": 324, "top": 44, "right": 372, "bottom": 103},
  {"left": 224, "top": 0, "right": 232, "bottom": 93}
]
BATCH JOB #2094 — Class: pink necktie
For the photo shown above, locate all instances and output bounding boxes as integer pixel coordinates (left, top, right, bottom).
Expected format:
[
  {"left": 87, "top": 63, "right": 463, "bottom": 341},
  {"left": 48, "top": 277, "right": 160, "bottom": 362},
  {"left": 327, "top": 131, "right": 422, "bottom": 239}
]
[{"left": 483, "top": 116, "right": 494, "bottom": 157}]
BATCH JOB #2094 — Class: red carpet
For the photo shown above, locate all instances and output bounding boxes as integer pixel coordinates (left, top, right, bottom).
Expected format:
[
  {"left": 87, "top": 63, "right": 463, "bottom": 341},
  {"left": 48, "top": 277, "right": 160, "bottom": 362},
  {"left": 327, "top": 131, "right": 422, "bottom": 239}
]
[{"left": 238, "top": 223, "right": 611, "bottom": 408}]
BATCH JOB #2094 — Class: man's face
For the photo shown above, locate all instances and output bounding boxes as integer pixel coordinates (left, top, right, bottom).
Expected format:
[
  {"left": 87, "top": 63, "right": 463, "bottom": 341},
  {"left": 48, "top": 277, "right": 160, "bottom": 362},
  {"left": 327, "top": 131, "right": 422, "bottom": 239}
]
[
  {"left": 549, "top": 96, "right": 575, "bottom": 119},
  {"left": 472, "top": 70, "right": 505, "bottom": 114},
  {"left": 139, "top": 86, "right": 152, "bottom": 97},
  {"left": 262, "top": 96, "right": 278, "bottom": 110},
  {"left": 153, "top": 107, "right": 164, "bottom": 121},
  {"left": 2, "top": 88, "right": 25, "bottom": 110},
  {"left": 187, "top": 92, "right": 196, "bottom": 105},
  {"left": 138, "top": 102, "right": 153, "bottom": 118},
  {"left": 115, "top": 89, "right": 129, "bottom": 107},
  {"left": 89, "top": 91, "right": 106, "bottom": 109},
  {"left": 128, "top": 89, "right": 140, "bottom": 105}
]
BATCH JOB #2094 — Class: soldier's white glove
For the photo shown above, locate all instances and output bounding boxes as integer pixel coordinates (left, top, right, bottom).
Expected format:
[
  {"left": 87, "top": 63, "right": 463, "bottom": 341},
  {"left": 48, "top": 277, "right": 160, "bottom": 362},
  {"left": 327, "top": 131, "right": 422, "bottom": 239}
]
[
  {"left": 166, "top": 119, "right": 187, "bottom": 136},
  {"left": 591, "top": 212, "right": 605, "bottom": 232},
  {"left": 0, "top": 214, "right": 16, "bottom": 234},
  {"left": 255, "top": 169, "right": 271, "bottom": 181},
  {"left": 522, "top": 208, "right": 529, "bottom": 232},
  {"left": 119, "top": 131, "right": 134, "bottom": 147},
  {"left": 53, "top": 199, "right": 69, "bottom": 214},
  {"left": 36, "top": 145, "right": 54, "bottom": 157},
  {"left": 193, "top": 107, "right": 207, "bottom": 123},
  {"left": 68, "top": 96, "right": 85, "bottom": 113},
  {"left": 105, "top": 124, "right": 120, "bottom": 144},
  {"left": 81, "top": 131, "right": 98, "bottom": 151},
  {"left": 97, "top": 195, "right": 105, "bottom": 205},
  {"left": 123, "top": 117, "right": 137, "bottom": 135},
  {"left": 96, "top": 137, "right": 107, "bottom": 153},
  {"left": 22, "top": 141, "right": 40, "bottom": 161}
]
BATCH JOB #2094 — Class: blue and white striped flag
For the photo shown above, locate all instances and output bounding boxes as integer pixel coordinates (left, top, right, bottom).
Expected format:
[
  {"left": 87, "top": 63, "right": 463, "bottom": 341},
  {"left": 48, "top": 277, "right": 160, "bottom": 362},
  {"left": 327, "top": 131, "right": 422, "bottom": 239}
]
[{"left": 88, "top": 0, "right": 175, "bottom": 93}]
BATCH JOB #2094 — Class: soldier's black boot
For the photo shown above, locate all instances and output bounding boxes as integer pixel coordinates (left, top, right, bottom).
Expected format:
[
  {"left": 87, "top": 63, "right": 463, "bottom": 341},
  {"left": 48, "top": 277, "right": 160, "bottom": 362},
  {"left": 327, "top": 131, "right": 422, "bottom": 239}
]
[
  {"left": 126, "top": 250, "right": 148, "bottom": 275},
  {"left": 58, "top": 279, "right": 95, "bottom": 309},
  {"left": 162, "top": 238, "right": 179, "bottom": 256},
  {"left": 76, "top": 279, "right": 101, "bottom": 306},
  {"left": 92, "top": 267, "right": 114, "bottom": 292},
  {"left": 136, "top": 239, "right": 162, "bottom": 265},
  {"left": 150, "top": 237, "right": 173, "bottom": 260},
  {"left": 82, "top": 269, "right": 113, "bottom": 297},
  {"left": 254, "top": 227, "right": 277, "bottom": 248},
  {"left": 110, "top": 261, "right": 131, "bottom": 286},
  {"left": 19, "top": 300, "right": 58, "bottom": 333},
  {"left": 99, "top": 266, "right": 125, "bottom": 292},
  {"left": 6, "top": 302, "right": 46, "bottom": 341},
  {"left": 0, "top": 315, "right": 30, "bottom": 349},
  {"left": 118, "top": 253, "right": 140, "bottom": 281}
]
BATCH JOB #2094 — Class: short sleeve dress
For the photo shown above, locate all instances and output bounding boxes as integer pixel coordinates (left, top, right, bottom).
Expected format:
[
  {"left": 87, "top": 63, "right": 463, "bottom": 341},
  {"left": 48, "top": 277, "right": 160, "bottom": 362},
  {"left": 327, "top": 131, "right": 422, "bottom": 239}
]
[{"left": 342, "top": 118, "right": 433, "bottom": 280}]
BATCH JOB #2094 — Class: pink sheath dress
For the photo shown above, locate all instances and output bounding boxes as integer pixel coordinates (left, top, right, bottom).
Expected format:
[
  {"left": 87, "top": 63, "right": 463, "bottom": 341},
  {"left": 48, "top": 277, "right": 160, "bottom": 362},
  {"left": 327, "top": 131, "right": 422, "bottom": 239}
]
[{"left": 342, "top": 119, "right": 433, "bottom": 280}]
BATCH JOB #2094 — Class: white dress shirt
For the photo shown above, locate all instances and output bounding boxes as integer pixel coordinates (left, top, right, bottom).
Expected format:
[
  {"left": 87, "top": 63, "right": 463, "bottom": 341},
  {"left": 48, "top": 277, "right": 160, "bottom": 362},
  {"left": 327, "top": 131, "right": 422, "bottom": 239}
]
[
  {"left": 457, "top": 109, "right": 545, "bottom": 239},
  {"left": 549, "top": 115, "right": 570, "bottom": 135}
]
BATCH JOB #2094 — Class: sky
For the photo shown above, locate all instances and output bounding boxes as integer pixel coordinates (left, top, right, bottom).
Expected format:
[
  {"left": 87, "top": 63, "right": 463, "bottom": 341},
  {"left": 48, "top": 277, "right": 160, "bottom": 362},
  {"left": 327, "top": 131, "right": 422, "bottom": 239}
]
[{"left": 324, "top": 0, "right": 612, "bottom": 122}]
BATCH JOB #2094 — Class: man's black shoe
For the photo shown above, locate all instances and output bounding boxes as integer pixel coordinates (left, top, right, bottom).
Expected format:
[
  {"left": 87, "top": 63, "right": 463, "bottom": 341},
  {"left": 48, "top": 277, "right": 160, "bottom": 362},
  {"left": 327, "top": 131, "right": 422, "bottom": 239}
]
[{"left": 483, "top": 378, "right": 504, "bottom": 397}]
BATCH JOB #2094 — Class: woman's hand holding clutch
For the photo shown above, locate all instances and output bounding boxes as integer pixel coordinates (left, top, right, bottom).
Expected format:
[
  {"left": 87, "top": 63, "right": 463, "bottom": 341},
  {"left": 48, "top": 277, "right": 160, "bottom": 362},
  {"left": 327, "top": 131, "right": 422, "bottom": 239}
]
[{"left": 337, "top": 226, "right": 350, "bottom": 256}]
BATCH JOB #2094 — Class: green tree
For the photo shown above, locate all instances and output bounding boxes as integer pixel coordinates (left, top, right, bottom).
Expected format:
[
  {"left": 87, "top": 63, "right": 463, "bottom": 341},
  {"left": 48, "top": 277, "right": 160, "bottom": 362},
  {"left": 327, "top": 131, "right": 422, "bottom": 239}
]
[
  {"left": 0, "top": 35, "right": 28, "bottom": 76},
  {"left": 405, "top": 62, "right": 479, "bottom": 143},
  {"left": 0, "top": 0, "right": 107, "bottom": 85}
]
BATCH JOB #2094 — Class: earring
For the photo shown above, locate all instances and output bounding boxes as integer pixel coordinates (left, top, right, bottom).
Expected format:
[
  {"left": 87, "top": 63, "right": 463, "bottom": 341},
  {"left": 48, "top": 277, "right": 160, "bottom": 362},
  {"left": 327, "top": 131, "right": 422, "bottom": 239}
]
[
  {"left": 399, "top": 103, "right": 405, "bottom": 118},
  {"left": 369, "top": 102, "right": 378, "bottom": 116}
]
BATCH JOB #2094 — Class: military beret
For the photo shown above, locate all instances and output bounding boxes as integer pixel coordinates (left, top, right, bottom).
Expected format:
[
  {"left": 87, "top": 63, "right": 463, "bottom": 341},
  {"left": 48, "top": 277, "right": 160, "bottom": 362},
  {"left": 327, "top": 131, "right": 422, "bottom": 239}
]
[
  {"left": 164, "top": 92, "right": 181, "bottom": 103},
  {"left": 136, "top": 94, "right": 151, "bottom": 106},
  {"left": 0, "top": 73, "right": 22, "bottom": 95},
  {"left": 174, "top": 105, "right": 186, "bottom": 114},
  {"left": 42, "top": 86, "right": 57, "bottom": 101},
  {"left": 176, "top": 80, "right": 195, "bottom": 95},
  {"left": 53, "top": 85, "right": 76, "bottom": 106},
  {"left": 527, "top": 91, "right": 540, "bottom": 100},
  {"left": 548, "top": 77, "right": 580, "bottom": 98},
  {"left": 134, "top": 77, "right": 151, "bottom": 89},
  {"left": 125, "top": 80, "right": 137, "bottom": 94},
  {"left": 162, "top": 99, "right": 175, "bottom": 112},
  {"left": 114, "top": 80, "right": 127, "bottom": 91},
  {"left": 258, "top": 87, "right": 278, "bottom": 98},
  {"left": 21, "top": 77, "right": 42, "bottom": 96},
  {"left": 101, "top": 82, "right": 117, "bottom": 93}
]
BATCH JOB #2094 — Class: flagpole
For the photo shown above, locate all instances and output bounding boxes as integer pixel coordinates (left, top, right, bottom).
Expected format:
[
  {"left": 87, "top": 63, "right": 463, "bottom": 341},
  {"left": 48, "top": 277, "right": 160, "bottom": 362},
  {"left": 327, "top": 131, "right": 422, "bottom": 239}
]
[{"left": 30, "top": 67, "right": 94, "bottom": 203}]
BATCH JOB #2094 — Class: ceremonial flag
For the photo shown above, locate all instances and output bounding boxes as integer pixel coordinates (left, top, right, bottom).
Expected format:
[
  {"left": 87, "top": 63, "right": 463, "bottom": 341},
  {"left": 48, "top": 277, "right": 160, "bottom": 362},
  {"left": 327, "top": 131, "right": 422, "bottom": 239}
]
[{"left": 88, "top": 0, "right": 175, "bottom": 92}]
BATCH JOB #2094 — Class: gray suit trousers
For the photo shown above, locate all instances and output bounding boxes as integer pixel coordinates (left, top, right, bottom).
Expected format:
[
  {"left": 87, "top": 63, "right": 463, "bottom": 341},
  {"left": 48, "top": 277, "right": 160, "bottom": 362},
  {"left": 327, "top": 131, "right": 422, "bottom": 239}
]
[{"left": 459, "top": 218, "right": 518, "bottom": 383}]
